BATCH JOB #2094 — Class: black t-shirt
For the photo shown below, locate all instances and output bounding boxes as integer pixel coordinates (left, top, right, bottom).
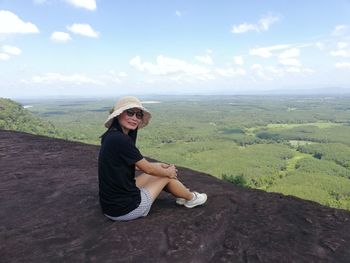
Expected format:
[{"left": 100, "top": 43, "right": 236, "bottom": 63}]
[{"left": 98, "top": 130, "right": 144, "bottom": 217}]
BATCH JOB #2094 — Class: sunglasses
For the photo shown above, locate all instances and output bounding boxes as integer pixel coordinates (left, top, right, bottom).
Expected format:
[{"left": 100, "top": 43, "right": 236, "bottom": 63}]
[{"left": 125, "top": 109, "right": 144, "bottom": 120}]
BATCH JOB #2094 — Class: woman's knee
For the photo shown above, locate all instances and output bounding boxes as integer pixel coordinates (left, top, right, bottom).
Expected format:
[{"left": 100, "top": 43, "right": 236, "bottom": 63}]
[
  {"left": 136, "top": 173, "right": 165, "bottom": 188},
  {"left": 143, "top": 176, "right": 170, "bottom": 200},
  {"left": 156, "top": 176, "right": 171, "bottom": 185}
]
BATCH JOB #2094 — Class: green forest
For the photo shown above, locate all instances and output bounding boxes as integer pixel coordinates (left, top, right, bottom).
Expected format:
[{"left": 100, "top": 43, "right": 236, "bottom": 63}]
[
  {"left": 0, "top": 98, "right": 63, "bottom": 137},
  {"left": 1, "top": 95, "right": 350, "bottom": 211}
]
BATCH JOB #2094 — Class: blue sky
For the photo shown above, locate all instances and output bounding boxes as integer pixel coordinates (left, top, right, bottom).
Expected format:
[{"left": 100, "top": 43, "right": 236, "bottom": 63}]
[{"left": 1, "top": 0, "right": 350, "bottom": 98}]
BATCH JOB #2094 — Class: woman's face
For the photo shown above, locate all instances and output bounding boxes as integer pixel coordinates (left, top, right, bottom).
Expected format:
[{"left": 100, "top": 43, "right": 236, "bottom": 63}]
[{"left": 118, "top": 108, "right": 143, "bottom": 134}]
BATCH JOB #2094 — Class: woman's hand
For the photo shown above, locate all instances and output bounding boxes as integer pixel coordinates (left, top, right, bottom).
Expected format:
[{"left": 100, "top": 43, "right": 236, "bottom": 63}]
[
  {"left": 156, "top": 162, "right": 178, "bottom": 178},
  {"left": 135, "top": 159, "right": 178, "bottom": 178},
  {"left": 165, "top": 164, "right": 178, "bottom": 179},
  {"left": 156, "top": 162, "right": 175, "bottom": 169},
  {"left": 160, "top": 163, "right": 170, "bottom": 168}
]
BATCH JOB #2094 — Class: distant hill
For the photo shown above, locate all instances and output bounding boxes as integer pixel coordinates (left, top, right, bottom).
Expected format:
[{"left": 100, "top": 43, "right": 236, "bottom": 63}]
[
  {"left": 0, "top": 98, "right": 63, "bottom": 138},
  {"left": 225, "top": 87, "right": 350, "bottom": 96},
  {"left": 264, "top": 87, "right": 350, "bottom": 96}
]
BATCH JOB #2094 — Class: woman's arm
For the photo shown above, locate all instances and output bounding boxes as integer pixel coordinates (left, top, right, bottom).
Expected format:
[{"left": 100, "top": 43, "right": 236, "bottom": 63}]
[{"left": 135, "top": 158, "right": 177, "bottom": 179}]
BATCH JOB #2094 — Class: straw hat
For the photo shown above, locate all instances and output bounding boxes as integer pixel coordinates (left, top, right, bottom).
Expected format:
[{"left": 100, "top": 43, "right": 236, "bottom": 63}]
[{"left": 104, "top": 96, "right": 151, "bottom": 129}]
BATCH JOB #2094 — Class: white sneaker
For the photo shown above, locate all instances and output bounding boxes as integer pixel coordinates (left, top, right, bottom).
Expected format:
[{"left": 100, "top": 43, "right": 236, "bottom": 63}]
[
  {"left": 176, "top": 188, "right": 190, "bottom": 205},
  {"left": 176, "top": 198, "right": 186, "bottom": 205},
  {"left": 184, "top": 192, "right": 207, "bottom": 208}
]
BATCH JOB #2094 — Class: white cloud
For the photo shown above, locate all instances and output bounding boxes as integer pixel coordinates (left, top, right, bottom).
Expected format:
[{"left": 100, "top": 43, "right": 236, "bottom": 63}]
[
  {"left": 337, "top": 42, "right": 348, "bottom": 49},
  {"left": 216, "top": 67, "right": 246, "bottom": 77},
  {"left": 251, "top": 64, "right": 263, "bottom": 71},
  {"left": 0, "top": 10, "right": 39, "bottom": 34},
  {"left": 250, "top": 48, "right": 272, "bottom": 58},
  {"left": 65, "top": 0, "right": 96, "bottom": 11},
  {"left": 278, "top": 48, "right": 301, "bottom": 67},
  {"left": 279, "top": 58, "right": 301, "bottom": 67},
  {"left": 259, "top": 15, "right": 280, "bottom": 31},
  {"left": 303, "top": 68, "right": 314, "bottom": 74},
  {"left": 233, "top": 56, "right": 244, "bottom": 65},
  {"left": 108, "top": 69, "right": 127, "bottom": 78},
  {"left": 332, "top": 24, "right": 348, "bottom": 36},
  {"left": 0, "top": 45, "right": 21, "bottom": 61},
  {"left": 251, "top": 64, "right": 272, "bottom": 80},
  {"left": 249, "top": 45, "right": 305, "bottom": 67},
  {"left": 335, "top": 62, "right": 350, "bottom": 69},
  {"left": 278, "top": 48, "right": 300, "bottom": 59},
  {"left": 279, "top": 66, "right": 313, "bottom": 74},
  {"left": 285, "top": 67, "right": 301, "bottom": 73},
  {"left": 27, "top": 72, "right": 101, "bottom": 85},
  {"left": 266, "top": 66, "right": 283, "bottom": 75},
  {"left": 106, "top": 70, "right": 128, "bottom": 83},
  {"left": 0, "top": 53, "right": 10, "bottom": 60},
  {"left": 129, "top": 56, "right": 142, "bottom": 69},
  {"left": 232, "top": 23, "right": 257, "bottom": 34},
  {"left": 107, "top": 75, "right": 121, "bottom": 83},
  {"left": 175, "top": 10, "right": 182, "bottom": 17},
  {"left": 330, "top": 42, "right": 350, "bottom": 57},
  {"left": 67, "top": 23, "right": 99, "bottom": 38},
  {"left": 50, "top": 31, "right": 72, "bottom": 43},
  {"left": 249, "top": 44, "right": 291, "bottom": 58},
  {"left": 331, "top": 50, "right": 350, "bottom": 57},
  {"left": 129, "top": 55, "right": 213, "bottom": 80},
  {"left": 250, "top": 63, "right": 313, "bottom": 81},
  {"left": 232, "top": 14, "right": 279, "bottom": 34},
  {"left": 195, "top": 54, "right": 213, "bottom": 65},
  {"left": 2, "top": 45, "right": 21, "bottom": 55},
  {"left": 249, "top": 44, "right": 312, "bottom": 70},
  {"left": 315, "top": 42, "right": 324, "bottom": 50}
]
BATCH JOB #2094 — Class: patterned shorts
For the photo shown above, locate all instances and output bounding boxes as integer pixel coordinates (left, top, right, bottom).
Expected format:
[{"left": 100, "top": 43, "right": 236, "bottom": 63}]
[{"left": 104, "top": 188, "right": 153, "bottom": 221}]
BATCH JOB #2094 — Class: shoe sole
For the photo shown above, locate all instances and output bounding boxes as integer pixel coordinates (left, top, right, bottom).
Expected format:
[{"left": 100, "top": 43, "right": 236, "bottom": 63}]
[{"left": 176, "top": 200, "right": 186, "bottom": 205}]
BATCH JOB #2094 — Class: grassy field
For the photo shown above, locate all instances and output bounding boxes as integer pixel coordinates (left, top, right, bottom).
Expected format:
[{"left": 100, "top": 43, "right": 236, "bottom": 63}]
[{"left": 20, "top": 95, "right": 350, "bottom": 211}]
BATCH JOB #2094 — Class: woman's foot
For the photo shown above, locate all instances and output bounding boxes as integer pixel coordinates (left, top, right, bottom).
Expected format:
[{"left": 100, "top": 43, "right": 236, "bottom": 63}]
[
  {"left": 184, "top": 192, "right": 207, "bottom": 208},
  {"left": 175, "top": 187, "right": 190, "bottom": 205},
  {"left": 176, "top": 197, "right": 186, "bottom": 205}
]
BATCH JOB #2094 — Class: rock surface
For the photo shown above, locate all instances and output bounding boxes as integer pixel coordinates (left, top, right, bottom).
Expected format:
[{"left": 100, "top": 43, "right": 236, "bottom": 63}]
[{"left": 1, "top": 130, "right": 350, "bottom": 263}]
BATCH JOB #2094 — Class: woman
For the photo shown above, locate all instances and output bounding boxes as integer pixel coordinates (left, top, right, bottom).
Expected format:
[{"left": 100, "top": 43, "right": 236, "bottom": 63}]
[{"left": 98, "top": 96, "right": 207, "bottom": 221}]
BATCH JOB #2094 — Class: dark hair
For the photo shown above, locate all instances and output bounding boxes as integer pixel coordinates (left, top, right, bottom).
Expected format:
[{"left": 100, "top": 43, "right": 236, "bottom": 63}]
[{"left": 100, "top": 117, "right": 138, "bottom": 144}]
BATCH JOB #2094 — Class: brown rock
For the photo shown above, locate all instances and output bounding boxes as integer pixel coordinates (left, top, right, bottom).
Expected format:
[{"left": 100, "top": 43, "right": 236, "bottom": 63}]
[{"left": 1, "top": 130, "right": 350, "bottom": 262}]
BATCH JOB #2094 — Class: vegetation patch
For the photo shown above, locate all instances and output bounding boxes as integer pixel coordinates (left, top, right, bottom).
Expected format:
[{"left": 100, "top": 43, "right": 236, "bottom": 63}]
[
  {"left": 0, "top": 98, "right": 63, "bottom": 138},
  {"left": 298, "top": 143, "right": 350, "bottom": 169}
]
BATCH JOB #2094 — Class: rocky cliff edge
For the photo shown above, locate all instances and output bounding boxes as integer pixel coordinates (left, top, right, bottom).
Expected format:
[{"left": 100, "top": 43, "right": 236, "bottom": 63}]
[{"left": 1, "top": 130, "right": 350, "bottom": 263}]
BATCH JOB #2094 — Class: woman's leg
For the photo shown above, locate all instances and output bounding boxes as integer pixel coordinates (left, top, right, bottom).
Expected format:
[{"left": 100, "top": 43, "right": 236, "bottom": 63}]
[{"left": 136, "top": 173, "right": 193, "bottom": 201}]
